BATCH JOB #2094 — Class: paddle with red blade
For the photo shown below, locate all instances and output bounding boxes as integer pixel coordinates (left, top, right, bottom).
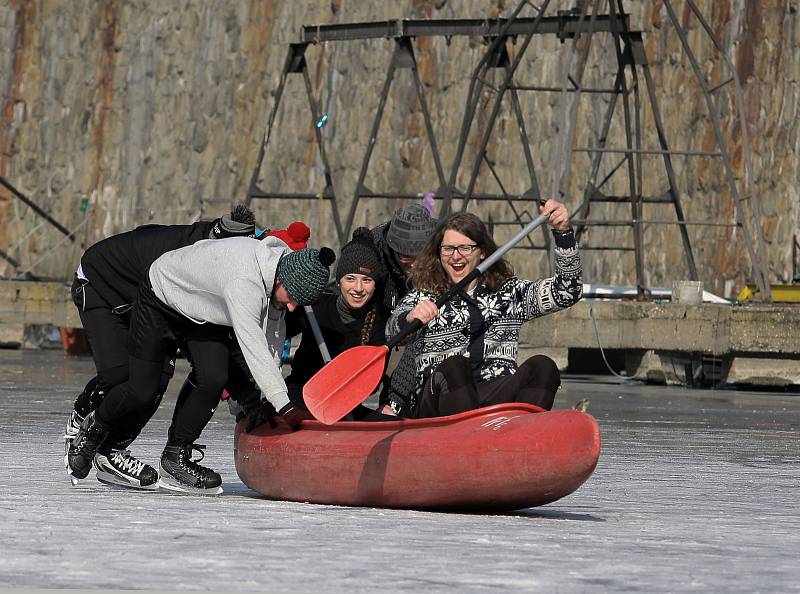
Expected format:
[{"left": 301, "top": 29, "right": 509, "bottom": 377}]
[{"left": 303, "top": 212, "right": 550, "bottom": 424}]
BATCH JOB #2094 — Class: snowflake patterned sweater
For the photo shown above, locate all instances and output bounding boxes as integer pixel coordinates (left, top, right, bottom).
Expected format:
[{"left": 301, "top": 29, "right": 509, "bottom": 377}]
[{"left": 385, "top": 229, "right": 583, "bottom": 411}]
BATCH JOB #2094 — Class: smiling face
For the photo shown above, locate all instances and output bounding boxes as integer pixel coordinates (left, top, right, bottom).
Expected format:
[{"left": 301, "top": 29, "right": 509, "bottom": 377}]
[
  {"left": 439, "top": 229, "right": 484, "bottom": 289},
  {"left": 339, "top": 273, "right": 376, "bottom": 309}
]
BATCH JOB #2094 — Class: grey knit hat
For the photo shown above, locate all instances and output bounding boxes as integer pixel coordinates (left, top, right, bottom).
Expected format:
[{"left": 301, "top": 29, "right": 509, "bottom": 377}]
[
  {"left": 277, "top": 247, "right": 336, "bottom": 306},
  {"left": 385, "top": 204, "right": 436, "bottom": 256}
]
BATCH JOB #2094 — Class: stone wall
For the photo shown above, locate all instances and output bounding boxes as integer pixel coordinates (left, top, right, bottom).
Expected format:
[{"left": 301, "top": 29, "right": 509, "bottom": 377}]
[{"left": 0, "top": 1, "right": 797, "bottom": 295}]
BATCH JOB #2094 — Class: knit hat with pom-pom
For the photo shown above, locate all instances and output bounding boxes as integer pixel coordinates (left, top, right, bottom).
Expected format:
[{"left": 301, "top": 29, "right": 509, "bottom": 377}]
[
  {"left": 277, "top": 247, "right": 336, "bottom": 305},
  {"left": 266, "top": 221, "right": 311, "bottom": 251},
  {"left": 336, "top": 227, "right": 385, "bottom": 284},
  {"left": 209, "top": 204, "right": 257, "bottom": 239}
]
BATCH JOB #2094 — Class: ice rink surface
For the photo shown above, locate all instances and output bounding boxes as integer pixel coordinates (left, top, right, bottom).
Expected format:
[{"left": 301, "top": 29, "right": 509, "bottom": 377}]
[{"left": 1, "top": 349, "right": 798, "bottom": 592}]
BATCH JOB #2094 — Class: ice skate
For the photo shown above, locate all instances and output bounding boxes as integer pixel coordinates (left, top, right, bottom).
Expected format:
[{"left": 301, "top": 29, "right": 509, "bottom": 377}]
[
  {"left": 63, "top": 410, "right": 84, "bottom": 466},
  {"left": 94, "top": 447, "right": 159, "bottom": 490},
  {"left": 63, "top": 410, "right": 86, "bottom": 486},
  {"left": 159, "top": 444, "right": 223, "bottom": 495},
  {"left": 67, "top": 411, "right": 110, "bottom": 481}
]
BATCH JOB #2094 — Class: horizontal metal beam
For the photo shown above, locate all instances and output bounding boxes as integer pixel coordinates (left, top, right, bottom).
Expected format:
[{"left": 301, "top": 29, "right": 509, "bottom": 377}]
[
  {"left": 248, "top": 190, "right": 334, "bottom": 201},
  {"left": 493, "top": 244, "right": 635, "bottom": 252},
  {"left": 301, "top": 15, "right": 632, "bottom": 43},
  {"left": 588, "top": 194, "right": 675, "bottom": 204},
  {"left": 510, "top": 84, "right": 619, "bottom": 94},
  {"left": 571, "top": 219, "right": 741, "bottom": 228},
  {"left": 574, "top": 147, "right": 724, "bottom": 157}
]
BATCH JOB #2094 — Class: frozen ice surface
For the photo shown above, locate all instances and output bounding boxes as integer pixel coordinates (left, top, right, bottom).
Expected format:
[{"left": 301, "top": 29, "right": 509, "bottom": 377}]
[{"left": 0, "top": 349, "right": 798, "bottom": 592}]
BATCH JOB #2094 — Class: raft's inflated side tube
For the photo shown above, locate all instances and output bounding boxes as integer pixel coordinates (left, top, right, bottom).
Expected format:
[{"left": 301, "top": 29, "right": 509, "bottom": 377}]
[{"left": 234, "top": 402, "right": 600, "bottom": 511}]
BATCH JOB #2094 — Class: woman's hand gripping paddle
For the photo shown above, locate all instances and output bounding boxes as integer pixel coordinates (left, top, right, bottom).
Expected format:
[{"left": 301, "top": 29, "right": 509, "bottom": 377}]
[{"left": 303, "top": 212, "right": 550, "bottom": 424}]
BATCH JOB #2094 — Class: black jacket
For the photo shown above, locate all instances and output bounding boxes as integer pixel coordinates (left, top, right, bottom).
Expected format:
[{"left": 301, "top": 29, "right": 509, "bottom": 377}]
[
  {"left": 79, "top": 221, "right": 214, "bottom": 309},
  {"left": 370, "top": 222, "right": 411, "bottom": 310},
  {"left": 284, "top": 290, "right": 388, "bottom": 404}
]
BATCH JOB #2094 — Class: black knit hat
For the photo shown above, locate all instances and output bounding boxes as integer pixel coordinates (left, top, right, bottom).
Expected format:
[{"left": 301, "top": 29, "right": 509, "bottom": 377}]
[
  {"left": 277, "top": 247, "right": 336, "bottom": 306},
  {"left": 336, "top": 227, "right": 386, "bottom": 284},
  {"left": 385, "top": 204, "right": 436, "bottom": 256}
]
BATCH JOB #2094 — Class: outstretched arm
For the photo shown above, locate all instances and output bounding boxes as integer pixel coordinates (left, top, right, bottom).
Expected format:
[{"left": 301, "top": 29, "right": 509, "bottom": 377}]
[
  {"left": 224, "top": 280, "right": 291, "bottom": 412},
  {"left": 514, "top": 226, "right": 582, "bottom": 321}
]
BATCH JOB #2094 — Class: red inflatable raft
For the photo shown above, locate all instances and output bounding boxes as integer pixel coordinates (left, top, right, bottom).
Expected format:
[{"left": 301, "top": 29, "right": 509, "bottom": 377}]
[{"left": 234, "top": 403, "right": 600, "bottom": 511}]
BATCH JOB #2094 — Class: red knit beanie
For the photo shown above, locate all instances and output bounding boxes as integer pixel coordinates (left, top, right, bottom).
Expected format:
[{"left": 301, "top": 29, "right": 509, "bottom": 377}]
[{"left": 267, "top": 221, "right": 311, "bottom": 251}]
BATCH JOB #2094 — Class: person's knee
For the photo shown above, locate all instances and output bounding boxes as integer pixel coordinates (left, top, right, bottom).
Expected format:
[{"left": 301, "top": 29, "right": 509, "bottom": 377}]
[
  {"left": 124, "top": 381, "right": 162, "bottom": 409},
  {"left": 437, "top": 354, "right": 472, "bottom": 377},
  {"left": 97, "top": 364, "right": 129, "bottom": 391},
  {"left": 192, "top": 364, "right": 228, "bottom": 395},
  {"left": 431, "top": 355, "right": 473, "bottom": 391},
  {"left": 123, "top": 364, "right": 165, "bottom": 409},
  {"left": 521, "top": 355, "right": 561, "bottom": 391}
]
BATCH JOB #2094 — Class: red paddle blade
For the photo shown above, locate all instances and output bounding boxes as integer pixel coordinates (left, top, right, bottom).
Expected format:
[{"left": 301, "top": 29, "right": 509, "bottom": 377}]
[{"left": 303, "top": 344, "right": 389, "bottom": 424}]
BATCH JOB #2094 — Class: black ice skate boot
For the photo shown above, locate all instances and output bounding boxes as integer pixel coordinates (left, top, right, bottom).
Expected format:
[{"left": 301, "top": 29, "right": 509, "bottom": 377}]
[
  {"left": 94, "top": 446, "right": 159, "bottom": 490},
  {"left": 67, "top": 411, "right": 110, "bottom": 483},
  {"left": 64, "top": 386, "right": 104, "bottom": 460},
  {"left": 63, "top": 410, "right": 84, "bottom": 458},
  {"left": 159, "top": 444, "right": 222, "bottom": 495}
]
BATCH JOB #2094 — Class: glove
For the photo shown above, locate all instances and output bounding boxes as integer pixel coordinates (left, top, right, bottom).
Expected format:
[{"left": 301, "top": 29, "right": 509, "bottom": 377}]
[
  {"left": 233, "top": 387, "right": 278, "bottom": 433},
  {"left": 246, "top": 401, "right": 278, "bottom": 433},
  {"left": 279, "top": 404, "right": 315, "bottom": 430}
]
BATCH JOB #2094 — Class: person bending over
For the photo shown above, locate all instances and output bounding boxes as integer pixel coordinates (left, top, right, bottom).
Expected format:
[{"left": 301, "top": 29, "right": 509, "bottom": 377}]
[
  {"left": 65, "top": 205, "right": 256, "bottom": 489},
  {"left": 67, "top": 237, "right": 335, "bottom": 494}
]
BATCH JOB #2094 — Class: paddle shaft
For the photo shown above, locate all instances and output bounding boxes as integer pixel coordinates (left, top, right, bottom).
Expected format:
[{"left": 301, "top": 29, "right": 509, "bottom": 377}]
[
  {"left": 386, "top": 213, "right": 550, "bottom": 350},
  {"left": 304, "top": 305, "right": 332, "bottom": 363}
]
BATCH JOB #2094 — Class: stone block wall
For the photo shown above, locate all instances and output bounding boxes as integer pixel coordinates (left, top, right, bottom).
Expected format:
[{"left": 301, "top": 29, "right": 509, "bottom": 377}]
[{"left": 0, "top": 1, "right": 797, "bottom": 296}]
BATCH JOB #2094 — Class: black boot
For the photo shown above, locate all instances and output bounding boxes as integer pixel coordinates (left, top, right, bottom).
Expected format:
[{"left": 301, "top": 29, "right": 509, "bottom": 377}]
[
  {"left": 66, "top": 411, "right": 110, "bottom": 481},
  {"left": 159, "top": 443, "right": 222, "bottom": 495},
  {"left": 63, "top": 410, "right": 84, "bottom": 458}
]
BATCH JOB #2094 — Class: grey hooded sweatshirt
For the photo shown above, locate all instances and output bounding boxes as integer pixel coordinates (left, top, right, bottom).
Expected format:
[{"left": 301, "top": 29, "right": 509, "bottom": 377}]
[{"left": 149, "top": 236, "right": 291, "bottom": 411}]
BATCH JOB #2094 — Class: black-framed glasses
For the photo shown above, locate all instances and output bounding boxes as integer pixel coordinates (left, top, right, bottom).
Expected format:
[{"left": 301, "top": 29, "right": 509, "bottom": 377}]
[{"left": 440, "top": 244, "right": 479, "bottom": 256}]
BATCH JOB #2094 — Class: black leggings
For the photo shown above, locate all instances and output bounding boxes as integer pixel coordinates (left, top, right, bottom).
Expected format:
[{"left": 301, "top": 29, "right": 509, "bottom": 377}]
[
  {"left": 167, "top": 335, "right": 231, "bottom": 446},
  {"left": 72, "top": 278, "right": 173, "bottom": 447},
  {"left": 73, "top": 281, "right": 130, "bottom": 406},
  {"left": 415, "top": 354, "right": 561, "bottom": 419}
]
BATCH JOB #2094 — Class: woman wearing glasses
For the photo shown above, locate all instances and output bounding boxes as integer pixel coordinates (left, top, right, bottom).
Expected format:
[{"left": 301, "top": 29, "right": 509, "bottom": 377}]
[{"left": 384, "top": 201, "right": 582, "bottom": 418}]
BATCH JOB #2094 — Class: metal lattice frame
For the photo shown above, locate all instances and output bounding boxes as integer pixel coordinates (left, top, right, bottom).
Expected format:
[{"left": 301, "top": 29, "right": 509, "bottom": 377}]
[
  {"left": 246, "top": 0, "right": 771, "bottom": 301},
  {"left": 0, "top": 175, "right": 78, "bottom": 280}
]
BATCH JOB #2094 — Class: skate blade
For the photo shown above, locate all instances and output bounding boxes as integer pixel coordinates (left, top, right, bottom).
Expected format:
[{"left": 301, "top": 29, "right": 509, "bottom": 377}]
[
  {"left": 157, "top": 477, "right": 223, "bottom": 496},
  {"left": 65, "top": 465, "right": 81, "bottom": 486},
  {"left": 64, "top": 452, "right": 80, "bottom": 486},
  {"left": 96, "top": 470, "right": 160, "bottom": 491}
]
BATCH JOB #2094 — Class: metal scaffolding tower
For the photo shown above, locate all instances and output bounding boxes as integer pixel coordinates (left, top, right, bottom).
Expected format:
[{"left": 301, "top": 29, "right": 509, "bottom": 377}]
[{"left": 246, "top": 0, "right": 771, "bottom": 301}]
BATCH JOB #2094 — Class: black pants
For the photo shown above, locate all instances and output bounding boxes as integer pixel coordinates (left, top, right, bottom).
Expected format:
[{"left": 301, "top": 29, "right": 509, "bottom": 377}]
[
  {"left": 71, "top": 277, "right": 173, "bottom": 446},
  {"left": 167, "top": 331, "right": 233, "bottom": 446},
  {"left": 72, "top": 277, "right": 130, "bottom": 398},
  {"left": 97, "top": 280, "right": 231, "bottom": 447},
  {"left": 415, "top": 354, "right": 561, "bottom": 419}
]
